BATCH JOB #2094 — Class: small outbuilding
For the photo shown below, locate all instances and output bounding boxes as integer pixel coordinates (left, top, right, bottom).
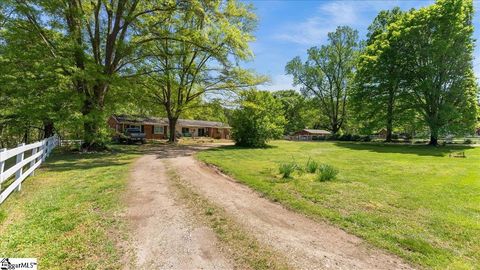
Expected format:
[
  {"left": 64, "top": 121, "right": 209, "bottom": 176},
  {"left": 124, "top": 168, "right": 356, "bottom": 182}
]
[{"left": 292, "top": 129, "right": 331, "bottom": 141}]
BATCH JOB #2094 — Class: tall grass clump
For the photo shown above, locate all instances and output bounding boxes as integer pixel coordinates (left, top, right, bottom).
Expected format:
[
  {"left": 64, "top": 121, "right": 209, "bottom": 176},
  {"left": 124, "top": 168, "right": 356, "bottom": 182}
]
[
  {"left": 279, "top": 162, "right": 297, "bottom": 178},
  {"left": 317, "top": 164, "right": 338, "bottom": 181},
  {"left": 305, "top": 158, "right": 319, "bottom": 173}
]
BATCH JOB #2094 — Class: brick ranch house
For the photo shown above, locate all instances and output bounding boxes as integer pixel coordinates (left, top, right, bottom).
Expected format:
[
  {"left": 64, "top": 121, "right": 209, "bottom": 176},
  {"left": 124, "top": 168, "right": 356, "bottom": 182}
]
[{"left": 108, "top": 115, "right": 231, "bottom": 140}]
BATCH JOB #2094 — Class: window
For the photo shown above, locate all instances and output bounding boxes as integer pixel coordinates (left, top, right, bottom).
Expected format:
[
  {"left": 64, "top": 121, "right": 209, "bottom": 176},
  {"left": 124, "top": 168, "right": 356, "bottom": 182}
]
[{"left": 154, "top": 125, "right": 164, "bottom": 134}]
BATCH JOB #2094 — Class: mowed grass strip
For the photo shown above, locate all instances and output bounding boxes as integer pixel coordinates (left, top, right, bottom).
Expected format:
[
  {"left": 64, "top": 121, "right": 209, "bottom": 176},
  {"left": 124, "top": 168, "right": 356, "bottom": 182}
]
[
  {"left": 0, "top": 145, "right": 140, "bottom": 269},
  {"left": 196, "top": 141, "right": 480, "bottom": 269}
]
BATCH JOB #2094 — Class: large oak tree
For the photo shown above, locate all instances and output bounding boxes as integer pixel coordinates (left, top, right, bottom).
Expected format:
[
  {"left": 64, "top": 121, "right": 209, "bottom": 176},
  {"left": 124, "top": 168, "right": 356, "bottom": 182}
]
[
  {"left": 139, "top": 0, "right": 263, "bottom": 142},
  {"left": 394, "top": 0, "right": 478, "bottom": 145},
  {"left": 286, "top": 26, "right": 359, "bottom": 134},
  {"left": 351, "top": 8, "right": 409, "bottom": 141},
  {"left": 9, "top": 0, "right": 179, "bottom": 149}
]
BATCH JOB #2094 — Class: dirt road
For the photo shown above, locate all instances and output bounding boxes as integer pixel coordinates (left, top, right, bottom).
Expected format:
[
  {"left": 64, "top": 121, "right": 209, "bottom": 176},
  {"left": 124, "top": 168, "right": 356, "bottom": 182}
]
[
  {"left": 123, "top": 151, "right": 233, "bottom": 269},
  {"left": 124, "top": 144, "right": 413, "bottom": 269}
]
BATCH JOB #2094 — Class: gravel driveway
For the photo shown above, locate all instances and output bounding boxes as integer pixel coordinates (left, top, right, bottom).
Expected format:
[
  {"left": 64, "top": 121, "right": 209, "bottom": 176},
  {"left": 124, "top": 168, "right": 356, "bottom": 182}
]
[{"left": 123, "top": 143, "right": 413, "bottom": 270}]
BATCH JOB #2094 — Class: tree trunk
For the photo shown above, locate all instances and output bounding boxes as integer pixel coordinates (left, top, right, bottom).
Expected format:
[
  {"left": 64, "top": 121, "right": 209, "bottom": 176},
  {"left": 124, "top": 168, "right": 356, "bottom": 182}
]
[
  {"left": 81, "top": 97, "right": 106, "bottom": 151},
  {"left": 428, "top": 126, "right": 439, "bottom": 146},
  {"left": 385, "top": 117, "right": 393, "bottom": 142},
  {"left": 331, "top": 120, "right": 339, "bottom": 135},
  {"left": 168, "top": 118, "right": 178, "bottom": 143},
  {"left": 23, "top": 128, "right": 29, "bottom": 144},
  {"left": 385, "top": 91, "right": 394, "bottom": 142},
  {"left": 83, "top": 120, "right": 99, "bottom": 146},
  {"left": 43, "top": 120, "right": 54, "bottom": 138}
]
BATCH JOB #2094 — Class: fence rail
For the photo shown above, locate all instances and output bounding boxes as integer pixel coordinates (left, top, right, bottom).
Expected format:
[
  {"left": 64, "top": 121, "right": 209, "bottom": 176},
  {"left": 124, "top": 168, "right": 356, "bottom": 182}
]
[{"left": 0, "top": 135, "right": 59, "bottom": 204}]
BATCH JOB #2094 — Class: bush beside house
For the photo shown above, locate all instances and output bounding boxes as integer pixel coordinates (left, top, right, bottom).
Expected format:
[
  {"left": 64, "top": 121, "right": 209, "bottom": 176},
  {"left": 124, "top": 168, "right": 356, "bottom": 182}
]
[{"left": 231, "top": 90, "right": 285, "bottom": 148}]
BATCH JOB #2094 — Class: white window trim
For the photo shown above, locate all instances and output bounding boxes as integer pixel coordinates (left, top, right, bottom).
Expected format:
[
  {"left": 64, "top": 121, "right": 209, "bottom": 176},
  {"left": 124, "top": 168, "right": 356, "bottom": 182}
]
[{"left": 154, "top": 125, "right": 164, "bottom": 134}]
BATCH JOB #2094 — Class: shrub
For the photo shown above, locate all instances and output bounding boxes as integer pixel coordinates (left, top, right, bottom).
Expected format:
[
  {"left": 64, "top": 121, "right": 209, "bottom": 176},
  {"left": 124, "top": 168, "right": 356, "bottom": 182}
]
[
  {"left": 361, "top": 135, "right": 371, "bottom": 142},
  {"left": 464, "top": 139, "right": 473, "bottom": 144},
  {"left": 327, "top": 134, "right": 340, "bottom": 141},
  {"left": 326, "top": 134, "right": 370, "bottom": 142},
  {"left": 305, "top": 158, "right": 318, "bottom": 173},
  {"left": 339, "top": 134, "right": 352, "bottom": 141},
  {"left": 351, "top": 134, "right": 361, "bottom": 141},
  {"left": 317, "top": 164, "right": 338, "bottom": 181},
  {"left": 279, "top": 162, "right": 297, "bottom": 178},
  {"left": 231, "top": 90, "right": 285, "bottom": 148}
]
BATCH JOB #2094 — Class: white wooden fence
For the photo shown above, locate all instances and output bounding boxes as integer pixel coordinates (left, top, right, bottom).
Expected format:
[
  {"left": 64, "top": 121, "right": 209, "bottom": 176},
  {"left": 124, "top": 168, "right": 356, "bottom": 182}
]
[{"left": 0, "top": 135, "right": 59, "bottom": 204}]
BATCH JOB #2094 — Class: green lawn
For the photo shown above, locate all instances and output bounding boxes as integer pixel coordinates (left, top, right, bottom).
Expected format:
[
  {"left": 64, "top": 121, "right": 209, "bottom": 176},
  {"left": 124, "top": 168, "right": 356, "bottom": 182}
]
[
  {"left": 197, "top": 141, "right": 480, "bottom": 269},
  {"left": 0, "top": 146, "right": 140, "bottom": 269}
]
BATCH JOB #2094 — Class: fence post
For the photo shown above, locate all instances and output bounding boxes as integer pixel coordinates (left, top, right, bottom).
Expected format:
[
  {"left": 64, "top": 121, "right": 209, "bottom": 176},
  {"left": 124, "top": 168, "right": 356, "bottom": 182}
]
[
  {"left": 15, "top": 143, "right": 25, "bottom": 191},
  {"left": 0, "top": 148, "right": 5, "bottom": 193},
  {"left": 46, "top": 136, "right": 53, "bottom": 157},
  {"left": 30, "top": 146, "right": 38, "bottom": 176},
  {"left": 42, "top": 139, "right": 47, "bottom": 162}
]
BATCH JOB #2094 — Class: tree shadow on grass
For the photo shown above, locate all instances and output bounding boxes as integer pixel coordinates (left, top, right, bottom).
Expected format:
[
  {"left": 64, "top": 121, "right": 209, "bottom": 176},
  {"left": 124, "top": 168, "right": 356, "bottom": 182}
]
[
  {"left": 24, "top": 142, "right": 239, "bottom": 175},
  {"left": 46, "top": 143, "right": 275, "bottom": 171},
  {"left": 198, "top": 144, "right": 278, "bottom": 153},
  {"left": 332, "top": 142, "right": 474, "bottom": 157},
  {"left": 43, "top": 150, "right": 135, "bottom": 173}
]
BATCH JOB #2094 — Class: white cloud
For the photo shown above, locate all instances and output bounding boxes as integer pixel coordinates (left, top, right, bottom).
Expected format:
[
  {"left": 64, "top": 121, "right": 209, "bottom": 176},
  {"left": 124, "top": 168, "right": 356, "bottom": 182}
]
[
  {"left": 274, "top": 2, "right": 369, "bottom": 45},
  {"left": 273, "top": 1, "right": 431, "bottom": 46},
  {"left": 258, "top": 74, "right": 300, "bottom": 91},
  {"left": 275, "top": 2, "right": 356, "bottom": 45}
]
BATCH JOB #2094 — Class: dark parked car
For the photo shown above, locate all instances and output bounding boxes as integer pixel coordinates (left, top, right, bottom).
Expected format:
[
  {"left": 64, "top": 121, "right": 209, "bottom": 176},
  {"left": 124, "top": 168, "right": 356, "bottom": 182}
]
[{"left": 119, "top": 128, "right": 146, "bottom": 144}]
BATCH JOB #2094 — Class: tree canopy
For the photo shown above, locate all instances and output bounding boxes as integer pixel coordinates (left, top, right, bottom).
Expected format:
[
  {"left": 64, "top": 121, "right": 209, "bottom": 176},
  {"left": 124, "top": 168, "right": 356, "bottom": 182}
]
[
  {"left": 137, "top": 0, "right": 263, "bottom": 142},
  {"left": 348, "top": 0, "right": 478, "bottom": 143},
  {"left": 394, "top": 0, "right": 478, "bottom": 144},
  {"left": 350, "top": 8, "right": 408, "bottom": 141},
  {"left": 286, "top": 26, "right": 359, "bottom": 134}
]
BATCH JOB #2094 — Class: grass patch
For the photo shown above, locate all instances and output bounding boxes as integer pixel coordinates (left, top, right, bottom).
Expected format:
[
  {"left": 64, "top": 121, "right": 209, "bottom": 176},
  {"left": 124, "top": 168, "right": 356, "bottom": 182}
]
[
  {"left": 196, "top": 141, "right": 480, "bottom": 269},
  {"left": 317, "top": 164, "right": 338, "bottom": 182},
  {"left": 166, "top": 166, "right": 291, "bottom": 270},
  {"left": 305, "top": 158, "right": 319, "bottom": 174},
  {"left": 278, "top": 162, "right": 297, "bottom": 179},
  {"left": 0, "top": 145, "right": 141, "bottom": 269}
]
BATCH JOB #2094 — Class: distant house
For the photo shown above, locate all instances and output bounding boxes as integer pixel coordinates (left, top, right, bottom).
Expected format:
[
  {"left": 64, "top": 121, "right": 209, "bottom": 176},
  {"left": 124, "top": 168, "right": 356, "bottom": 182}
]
[
  {"left": 108, "top": 115, "right": 231, "bottom": 140},
  {"left": 291, "top": 129, "right": 331, "bottom": 141}
]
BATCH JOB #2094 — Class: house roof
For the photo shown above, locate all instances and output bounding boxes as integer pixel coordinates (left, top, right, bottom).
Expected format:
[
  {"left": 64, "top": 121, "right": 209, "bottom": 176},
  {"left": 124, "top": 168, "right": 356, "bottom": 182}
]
[
  {"left": 112, "top": 114, "right": 230, "bottom": 128},
  {"left": 301, "top": 129, "right": 331, "bottom": 135}
]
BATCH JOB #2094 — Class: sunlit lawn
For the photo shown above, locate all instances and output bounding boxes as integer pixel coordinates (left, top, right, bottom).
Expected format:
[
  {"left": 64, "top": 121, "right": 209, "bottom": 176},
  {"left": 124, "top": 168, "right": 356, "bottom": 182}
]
[
  {"left": 0, "top": 145, "right": 141, "bottom": 269},
  {"left": 197, "top": 141, "right": 480, "bottom": 269}
]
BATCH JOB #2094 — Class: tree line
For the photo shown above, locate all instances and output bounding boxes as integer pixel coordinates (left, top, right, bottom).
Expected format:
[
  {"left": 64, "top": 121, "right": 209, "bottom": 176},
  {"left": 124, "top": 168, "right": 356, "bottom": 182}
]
[
  {"left": 285, "top": 0, "right": 478, "bottom": 145},
  {"left": 0, "top": 0, "right": 478, "bottom": 149}
]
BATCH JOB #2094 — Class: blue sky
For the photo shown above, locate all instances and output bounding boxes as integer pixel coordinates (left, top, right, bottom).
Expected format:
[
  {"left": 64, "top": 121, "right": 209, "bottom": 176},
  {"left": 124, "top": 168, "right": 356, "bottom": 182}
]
[{"left": 241, "top": 0, "right": 480, "bottom": 90}]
